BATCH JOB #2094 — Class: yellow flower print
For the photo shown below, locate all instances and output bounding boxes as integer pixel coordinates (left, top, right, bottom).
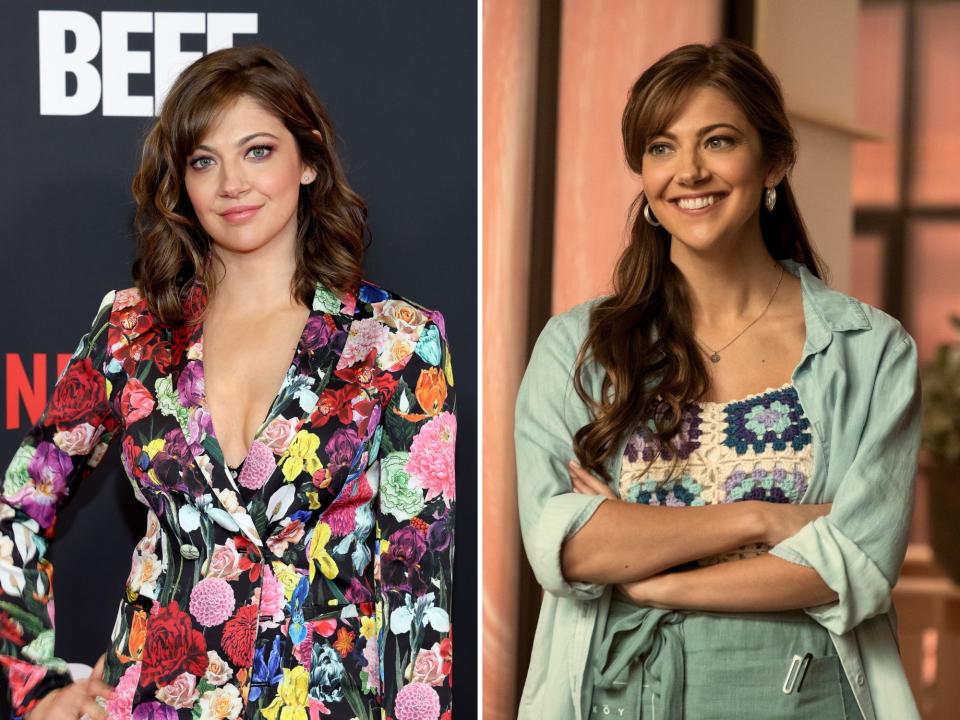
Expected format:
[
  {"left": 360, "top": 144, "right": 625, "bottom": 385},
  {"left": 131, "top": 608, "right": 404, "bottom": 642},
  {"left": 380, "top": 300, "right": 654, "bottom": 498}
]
[
  {"left": 271, "top": 561, "right": 302, "bottom": 602},
  {"left": 306, "top": 491, "right": 321, "bottom": 510},
  {"left": 444, "top": 346, "right": 454, "bottom": 386},
  {"left": 308, "top": 522, "right": 339, "bottom": 583},
  {"left": 359, "top": 615, "right": 377, "bottom": 641},
  {"left": 279, "top": 430, "right": 322, "bottom": 483},
  {"left": 143, "top": 438, "right": 165, "bottom": 459},
  {"left": 144, "top": 438, "right": 165, "bottom": 485},
  {"left": 261, "top": 665, "right": 309, "bottom": 720}
]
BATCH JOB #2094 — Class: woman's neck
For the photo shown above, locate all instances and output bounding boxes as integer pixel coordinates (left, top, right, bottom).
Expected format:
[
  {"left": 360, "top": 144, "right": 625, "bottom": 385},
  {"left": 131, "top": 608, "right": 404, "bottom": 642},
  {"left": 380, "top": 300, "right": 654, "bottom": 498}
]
[
  {"left": 670, "top": 230, "right": 784, "bottom": 330},
  {"left": 207, "top": 237, "right": 304, "bottom": 316}
]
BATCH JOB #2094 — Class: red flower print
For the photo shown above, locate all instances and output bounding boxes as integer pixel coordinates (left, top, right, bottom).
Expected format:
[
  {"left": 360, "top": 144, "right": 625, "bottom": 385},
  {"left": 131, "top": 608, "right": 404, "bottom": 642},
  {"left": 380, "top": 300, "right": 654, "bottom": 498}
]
[
  {"left": 44, "top": 358, "right": 110, "bottom": 429},
  {"left": 333, "top": 627, "right": 355, "bottom": 657},
  {"left": 112, "top": 330, "right": 167, "bottom": 376},
  {"left": 222, "top": 602, "right": 259, "bottom": 668},
  {"left": 311, "top": 385, "right": 360, "bottom": 426},
  {"left": 234, "top": 536, "right": 263, "bottom": 582},
  {"left": 335, "top": 350, "right": 378, "bottom": 386},
  {"left": 115, "top": 300, "right": 153, "bottom": 336},
  {"left": 140, "top": 601, "right": 208, "bottom": 686},
  {"left": 312, "top": 618, "right": 337, "bottom": 637},
  {"left": 336, "top": 351, "right": 400, "bottom": 401},
  {"left": 440, "top": 635, "right": 452, "bottom": 680},
  {"left": 145, "top": 339, "right": 173, "bottom": 373},
  {"left": 0, "top": 611, "right": 24, "bottom": 647},
  {"left": 120, "top": 378, "right": 156, "bottom": 425},
  {"left": 0, "top": 656, "right": 47, "bottom": 713}
]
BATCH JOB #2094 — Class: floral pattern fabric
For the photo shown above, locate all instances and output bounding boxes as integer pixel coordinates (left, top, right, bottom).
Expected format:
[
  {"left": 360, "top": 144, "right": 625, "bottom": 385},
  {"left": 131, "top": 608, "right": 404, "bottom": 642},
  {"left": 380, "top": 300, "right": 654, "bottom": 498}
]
[
  {"left": 0, "top": 278, "right": 456, "bottom": 719},
  {"left": 620, "top": 384, "right": 811, "bottom": 565}
]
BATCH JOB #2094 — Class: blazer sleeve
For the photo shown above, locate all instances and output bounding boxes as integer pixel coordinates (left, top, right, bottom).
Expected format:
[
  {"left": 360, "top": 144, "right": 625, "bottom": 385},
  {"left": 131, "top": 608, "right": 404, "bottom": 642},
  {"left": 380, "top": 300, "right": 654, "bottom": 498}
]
[
  {"left": 374, "top": 313, "right": 455, "bottom": 718},
  {"left": 0, "top": 289, "right": 122, "bottom": 716},
  {"left": 769, "top": 327, "right": 921, "bottom": 636},
  {"left": 515, "top": 312, "right": 606, "bottom": 601}
]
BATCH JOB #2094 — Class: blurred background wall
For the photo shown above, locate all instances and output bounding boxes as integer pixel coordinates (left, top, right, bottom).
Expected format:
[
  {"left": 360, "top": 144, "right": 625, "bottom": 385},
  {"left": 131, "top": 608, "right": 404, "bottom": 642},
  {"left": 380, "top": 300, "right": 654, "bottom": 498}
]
[{"left": 483, "top": 1, "right": 960, "bottom": 718}]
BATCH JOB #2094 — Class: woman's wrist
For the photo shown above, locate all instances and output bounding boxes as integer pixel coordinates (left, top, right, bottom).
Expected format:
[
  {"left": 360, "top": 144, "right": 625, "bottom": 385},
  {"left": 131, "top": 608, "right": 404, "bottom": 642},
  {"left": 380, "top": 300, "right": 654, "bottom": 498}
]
[
  {"left": 745, "top": 500, "right": 773, "bottom": 545},
  {"left": 620, "top": 571, "right": 680, "bottom": 608}
]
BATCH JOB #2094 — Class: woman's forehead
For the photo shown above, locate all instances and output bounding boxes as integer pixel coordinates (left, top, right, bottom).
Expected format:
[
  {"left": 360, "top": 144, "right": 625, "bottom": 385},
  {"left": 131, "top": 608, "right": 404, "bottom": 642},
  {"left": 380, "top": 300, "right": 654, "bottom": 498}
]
[
  {"left": 193, "top": 95, "right": 286, "bottom": 144},
  {"left": 652, "top": 86, "right": 749, "bottom": 137}
]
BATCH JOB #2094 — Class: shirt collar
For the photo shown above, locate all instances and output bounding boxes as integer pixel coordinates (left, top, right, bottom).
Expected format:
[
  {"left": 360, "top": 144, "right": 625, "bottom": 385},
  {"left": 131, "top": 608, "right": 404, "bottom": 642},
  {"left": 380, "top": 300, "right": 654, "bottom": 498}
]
[{"left": 779, "top": 258, "right": 871, "bottom": 358}]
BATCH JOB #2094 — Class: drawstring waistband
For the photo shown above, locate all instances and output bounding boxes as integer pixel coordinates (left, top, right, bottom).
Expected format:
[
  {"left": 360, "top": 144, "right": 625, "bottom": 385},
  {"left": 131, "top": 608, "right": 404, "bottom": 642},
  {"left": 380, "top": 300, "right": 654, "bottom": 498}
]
[{"left": 593, "top": 600, "right": 686, "bottom": 718}]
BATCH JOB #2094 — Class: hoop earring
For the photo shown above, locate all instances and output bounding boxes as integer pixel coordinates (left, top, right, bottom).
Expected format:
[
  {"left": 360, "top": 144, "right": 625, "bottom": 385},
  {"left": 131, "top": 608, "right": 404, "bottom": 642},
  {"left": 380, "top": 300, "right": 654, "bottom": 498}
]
[
  {"left": 643, "top": 202, "right": 661, "bottom": 227},
  {"left": 764, "top": 186, "right": 777, "bottom": 211}
]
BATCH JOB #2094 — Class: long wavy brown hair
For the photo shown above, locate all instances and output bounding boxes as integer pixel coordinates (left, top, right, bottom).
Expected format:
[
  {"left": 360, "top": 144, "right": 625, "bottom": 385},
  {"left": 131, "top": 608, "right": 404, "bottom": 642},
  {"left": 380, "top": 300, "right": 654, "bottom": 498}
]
[
  {"left": 572, "top": 40, "right": 826, "bottom": 483},
  {"left": 130, "top": 45, "right": 368, "bottom": 326}
]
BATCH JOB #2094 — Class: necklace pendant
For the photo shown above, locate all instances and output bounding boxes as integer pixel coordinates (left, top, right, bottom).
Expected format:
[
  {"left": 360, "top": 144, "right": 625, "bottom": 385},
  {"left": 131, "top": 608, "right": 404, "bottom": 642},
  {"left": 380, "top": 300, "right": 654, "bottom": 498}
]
[{"left": 710, "top": 352, "right": 721, "bottom": 363}]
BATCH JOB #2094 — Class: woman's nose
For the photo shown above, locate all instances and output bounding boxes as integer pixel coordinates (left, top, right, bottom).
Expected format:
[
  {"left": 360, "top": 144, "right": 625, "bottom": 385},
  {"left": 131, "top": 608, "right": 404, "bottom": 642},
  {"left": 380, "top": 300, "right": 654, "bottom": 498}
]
[
  {"left": 676, "top": 147, "right": 709, "bottom": 185},
  {"left": 218, "top": 161, "right": 249, "bottom": 196}
]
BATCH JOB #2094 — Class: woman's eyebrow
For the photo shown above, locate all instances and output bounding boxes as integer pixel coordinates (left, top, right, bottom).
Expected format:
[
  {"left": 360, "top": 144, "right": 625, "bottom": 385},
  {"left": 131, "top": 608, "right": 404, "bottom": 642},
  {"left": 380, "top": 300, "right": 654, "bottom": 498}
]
[
  {"left": 653, "top": 123, "right": 744, "bottom": 140},
  {"left": 193, "top": 132, "right": 280, "bottom": 153}
]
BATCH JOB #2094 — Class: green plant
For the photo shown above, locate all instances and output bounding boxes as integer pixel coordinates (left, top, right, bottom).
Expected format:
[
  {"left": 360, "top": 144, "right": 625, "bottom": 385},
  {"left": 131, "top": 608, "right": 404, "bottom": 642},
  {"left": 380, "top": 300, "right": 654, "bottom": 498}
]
[{"left": 920, "top": 316, "right": 960, "bottom": 466}]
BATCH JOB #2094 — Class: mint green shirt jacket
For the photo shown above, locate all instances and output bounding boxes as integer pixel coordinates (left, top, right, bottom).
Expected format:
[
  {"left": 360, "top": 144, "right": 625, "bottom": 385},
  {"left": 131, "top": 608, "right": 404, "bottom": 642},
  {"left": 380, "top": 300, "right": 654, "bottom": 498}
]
[{"left": 514, "top": 260, "right": 922, "bottom": 720}]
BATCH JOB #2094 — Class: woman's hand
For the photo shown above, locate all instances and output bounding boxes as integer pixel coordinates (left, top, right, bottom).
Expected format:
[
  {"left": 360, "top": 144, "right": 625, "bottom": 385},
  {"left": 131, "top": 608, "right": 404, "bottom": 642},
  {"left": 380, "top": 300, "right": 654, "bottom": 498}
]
[
  {"left": 568, "top": 461, "right": 618, "bottom": 499},
  {"left": 761, "top": 502, "right": 833, "bottom": 545},
  {"left": 24, "top": 654, "right": 113, "bottom": 720},
  {"left": 616, "top": 574, "right": 676, "bottom": 609}
]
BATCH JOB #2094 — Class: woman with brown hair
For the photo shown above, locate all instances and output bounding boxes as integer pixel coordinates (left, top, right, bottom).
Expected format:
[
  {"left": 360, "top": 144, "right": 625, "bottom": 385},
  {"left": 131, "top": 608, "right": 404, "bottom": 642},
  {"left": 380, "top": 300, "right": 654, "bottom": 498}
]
[
  {"left": 516, "top": 40, "right": 920, "bottom": 719},
  {"left": 1, "top": 46, "right": 455, "bottom": 720}
]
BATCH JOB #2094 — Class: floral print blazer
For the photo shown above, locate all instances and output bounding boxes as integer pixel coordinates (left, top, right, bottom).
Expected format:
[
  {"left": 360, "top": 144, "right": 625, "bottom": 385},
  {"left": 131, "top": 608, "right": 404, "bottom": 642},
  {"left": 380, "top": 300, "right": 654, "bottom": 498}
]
[{"left": 0, "top": 278, "right": 456, "bottom": 720}]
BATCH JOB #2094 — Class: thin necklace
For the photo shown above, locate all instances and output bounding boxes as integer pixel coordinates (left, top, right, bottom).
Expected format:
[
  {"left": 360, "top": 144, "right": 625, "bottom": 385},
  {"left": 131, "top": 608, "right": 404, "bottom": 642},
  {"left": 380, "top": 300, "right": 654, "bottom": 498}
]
[{"left": 694, "top": 265, "right": 784, "bottom": 363}]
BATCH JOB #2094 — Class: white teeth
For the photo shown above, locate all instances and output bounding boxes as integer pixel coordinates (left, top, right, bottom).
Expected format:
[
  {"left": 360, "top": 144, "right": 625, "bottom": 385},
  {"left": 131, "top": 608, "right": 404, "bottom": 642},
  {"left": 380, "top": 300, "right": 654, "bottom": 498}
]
[{"left": 676, "top": 195, "right": 720, "bottom": 210}]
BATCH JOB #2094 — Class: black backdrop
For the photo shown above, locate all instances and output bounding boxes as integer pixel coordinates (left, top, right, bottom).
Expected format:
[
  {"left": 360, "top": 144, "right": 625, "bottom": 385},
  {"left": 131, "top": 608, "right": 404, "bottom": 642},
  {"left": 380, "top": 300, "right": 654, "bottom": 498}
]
[{"left": 0, "top": 1, "right": 476, "bottom": 714}]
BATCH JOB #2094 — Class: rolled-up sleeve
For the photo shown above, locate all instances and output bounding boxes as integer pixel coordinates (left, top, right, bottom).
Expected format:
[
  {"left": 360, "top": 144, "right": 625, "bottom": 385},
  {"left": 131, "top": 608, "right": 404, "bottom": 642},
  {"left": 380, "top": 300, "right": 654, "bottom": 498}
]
[
  {"left": 770, "top": 328, "right": 921, "bottom": 635},
  {"left": 515, "top": 311, "right": 607, "bottom": 600}
]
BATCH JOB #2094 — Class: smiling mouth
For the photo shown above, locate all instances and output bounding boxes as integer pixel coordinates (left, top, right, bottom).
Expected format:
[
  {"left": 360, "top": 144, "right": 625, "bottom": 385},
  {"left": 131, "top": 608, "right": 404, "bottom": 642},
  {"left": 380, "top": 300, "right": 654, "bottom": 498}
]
[{"left": 673, "top": 194, "right": 727, "bottom": 210}]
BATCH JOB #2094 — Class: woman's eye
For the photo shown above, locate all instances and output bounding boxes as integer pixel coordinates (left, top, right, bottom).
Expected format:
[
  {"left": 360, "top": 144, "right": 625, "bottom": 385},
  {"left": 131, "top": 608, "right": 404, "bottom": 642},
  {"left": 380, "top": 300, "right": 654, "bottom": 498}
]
[
  {"left": 247, "top": 145, "right": 273, "bottom": 160},
  {"left": 647, "top": 143, "right": 670, "bottom": 156},
  {"left": 189, "top": 156, "right": 213, "bottom": 170},
  {"left": 706, "top": 136, "right": 735, "bottom": 150}
]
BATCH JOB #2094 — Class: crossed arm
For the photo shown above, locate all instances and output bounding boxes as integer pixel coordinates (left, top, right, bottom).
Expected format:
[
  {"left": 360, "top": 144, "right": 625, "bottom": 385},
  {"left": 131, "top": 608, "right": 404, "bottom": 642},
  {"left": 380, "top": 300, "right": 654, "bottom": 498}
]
[{"left": 561, "top": 461, "right": 838, "bottom": 612}]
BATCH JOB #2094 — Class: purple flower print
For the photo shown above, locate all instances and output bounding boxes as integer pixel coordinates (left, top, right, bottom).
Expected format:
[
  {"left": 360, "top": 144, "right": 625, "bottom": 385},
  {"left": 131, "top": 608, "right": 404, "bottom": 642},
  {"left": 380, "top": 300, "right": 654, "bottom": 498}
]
[
  {"left": 326, "top": 428, "right": 360, "bottom": 475},
  {"left": 9, "top": 442, "right": 72, "bottom": 527},
  {"left": 428, "top": 512, "right": 453, "bottom": 553},
  {"left": 381, "top": 525, "right": 428, "bottom": 594},
  {"left": 132, "top": 702, "right": 178, "bottom": 720},
  {"left": 186, "top": 407, "right": 214, "bottom": 449},
  {"left": 176, "top": 361, "right": 204, "bottom": 408},
  {"left": 302, "top": 315, "right": 335, "bottom": 351},
  {"left": 346, "top": 577, "right": 374, "bottom": 604}
]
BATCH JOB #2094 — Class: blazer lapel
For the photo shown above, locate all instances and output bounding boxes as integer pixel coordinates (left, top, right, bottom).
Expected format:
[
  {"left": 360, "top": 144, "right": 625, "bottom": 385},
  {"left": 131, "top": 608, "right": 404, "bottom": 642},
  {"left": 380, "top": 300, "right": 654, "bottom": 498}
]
[{"left": 164, "top": 279, "right": 360, "bottom": 547}]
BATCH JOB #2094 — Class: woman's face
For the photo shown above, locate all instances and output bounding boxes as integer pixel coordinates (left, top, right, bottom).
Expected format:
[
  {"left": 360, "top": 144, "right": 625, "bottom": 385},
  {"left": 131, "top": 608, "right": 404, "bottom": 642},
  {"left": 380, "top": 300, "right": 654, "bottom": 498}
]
[
  {"left": 639, "top": 85, "right": 782, "bottom": 255},
  {"left": 184, "top": 94, "right": 314, "bottom": 255}
]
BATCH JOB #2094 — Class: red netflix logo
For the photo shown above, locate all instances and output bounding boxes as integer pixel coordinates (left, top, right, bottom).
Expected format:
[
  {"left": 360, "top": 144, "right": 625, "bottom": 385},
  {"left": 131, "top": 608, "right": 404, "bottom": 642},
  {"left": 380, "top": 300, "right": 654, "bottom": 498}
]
[{"left": 5, "top": 352, "right": 74, "bottom": 429}]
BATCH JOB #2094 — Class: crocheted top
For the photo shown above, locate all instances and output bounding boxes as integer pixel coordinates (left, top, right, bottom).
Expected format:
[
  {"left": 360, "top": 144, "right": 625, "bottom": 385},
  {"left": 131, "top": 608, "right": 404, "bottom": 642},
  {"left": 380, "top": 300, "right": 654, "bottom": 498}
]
[{"left": 618, "top": 383, "right": 814, "bottom": 565}]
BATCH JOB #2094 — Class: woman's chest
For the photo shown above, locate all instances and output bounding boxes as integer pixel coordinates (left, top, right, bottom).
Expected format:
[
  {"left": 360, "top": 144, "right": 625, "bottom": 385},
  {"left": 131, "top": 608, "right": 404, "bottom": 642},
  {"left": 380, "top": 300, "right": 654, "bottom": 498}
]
[{"left": 617, "top": 385, "right": 815, "bottom": 562}]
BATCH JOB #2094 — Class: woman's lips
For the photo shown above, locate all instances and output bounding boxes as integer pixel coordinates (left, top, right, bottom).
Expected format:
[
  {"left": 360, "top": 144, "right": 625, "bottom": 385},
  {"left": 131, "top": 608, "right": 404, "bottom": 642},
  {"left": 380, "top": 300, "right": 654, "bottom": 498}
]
[
  {"left": 219, "top": 205, "right": 262, "bottom": 223},
  {"left": 670, "top": 193, "right": 727, "bottom": 216}
]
